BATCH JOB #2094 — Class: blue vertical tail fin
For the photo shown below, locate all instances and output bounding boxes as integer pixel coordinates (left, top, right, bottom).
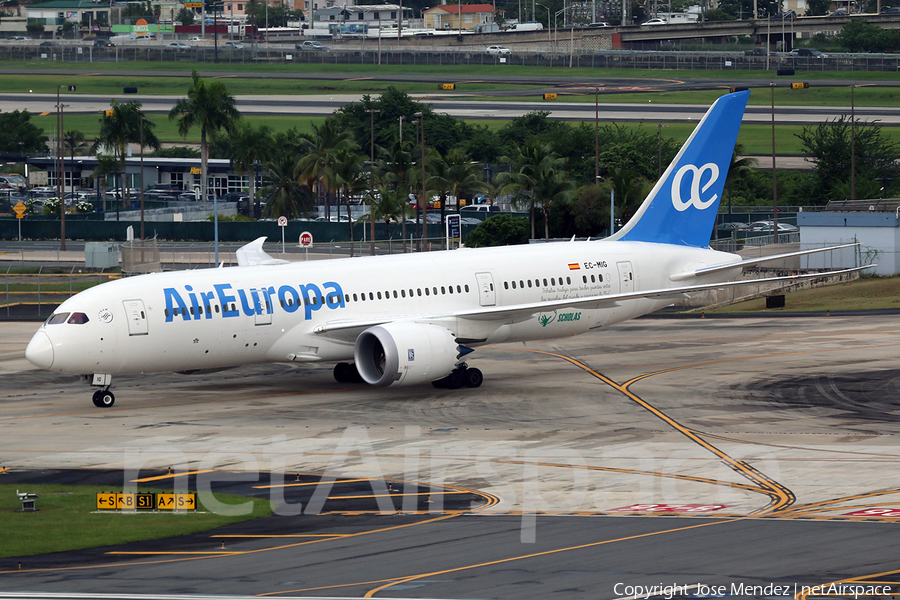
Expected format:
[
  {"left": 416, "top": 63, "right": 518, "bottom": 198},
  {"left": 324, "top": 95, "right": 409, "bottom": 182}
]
[{"left": 611, "top": 90, "right": 750, "bottom": 248}]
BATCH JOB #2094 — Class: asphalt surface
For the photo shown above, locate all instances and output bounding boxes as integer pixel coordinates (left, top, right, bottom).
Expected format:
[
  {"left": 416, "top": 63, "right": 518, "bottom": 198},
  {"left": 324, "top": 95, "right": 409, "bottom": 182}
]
[{"left": 2, "top": 313, "right": 900, "bottom": 598}]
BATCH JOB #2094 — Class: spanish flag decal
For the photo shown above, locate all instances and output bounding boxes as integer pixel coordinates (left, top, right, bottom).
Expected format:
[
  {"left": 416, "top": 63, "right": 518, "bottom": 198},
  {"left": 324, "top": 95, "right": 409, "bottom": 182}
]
[{"left": 568, "top": 263, "right": 580, "bottom": 270}]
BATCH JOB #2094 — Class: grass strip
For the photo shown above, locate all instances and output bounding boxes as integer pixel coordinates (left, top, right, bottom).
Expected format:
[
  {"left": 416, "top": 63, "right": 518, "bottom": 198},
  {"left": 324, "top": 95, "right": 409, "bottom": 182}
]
[
  {"left": 706, "top": 275, "right": 900, "bottom": 314},
  {"left": 0, "top": 484, "right": 271, "bottom": 559}
]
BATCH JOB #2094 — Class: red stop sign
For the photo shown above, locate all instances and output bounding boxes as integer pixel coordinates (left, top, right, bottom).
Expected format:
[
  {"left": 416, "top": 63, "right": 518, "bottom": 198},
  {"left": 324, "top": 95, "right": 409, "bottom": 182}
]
[{"left": 299, "top": 231, "right": 313, "bottom": 248}]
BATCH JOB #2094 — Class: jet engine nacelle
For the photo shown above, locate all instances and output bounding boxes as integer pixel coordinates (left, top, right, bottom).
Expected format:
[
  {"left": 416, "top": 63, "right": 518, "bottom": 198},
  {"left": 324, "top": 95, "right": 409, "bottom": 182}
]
[{"left": 354, "top": 323, "right": 459, "bottom": 387}]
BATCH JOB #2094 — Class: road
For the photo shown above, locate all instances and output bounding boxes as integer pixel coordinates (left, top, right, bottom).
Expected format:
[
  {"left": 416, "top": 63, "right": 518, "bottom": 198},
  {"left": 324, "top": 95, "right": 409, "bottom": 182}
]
[{"left": 1, "top": 91, "right": 896, "bottom": 125}]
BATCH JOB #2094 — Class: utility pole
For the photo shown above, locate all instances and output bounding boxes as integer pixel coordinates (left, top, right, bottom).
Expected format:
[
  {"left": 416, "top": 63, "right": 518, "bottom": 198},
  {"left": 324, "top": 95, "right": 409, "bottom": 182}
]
[
  {"left": 415, "top": 111, "right": 426, "bottom": 251},
  {"left": 771, "top": 82, "right": 779, "bottom": 241},
  {"left": 367, "top": 108, "right": 379, "bottom": 256},
  {"left": 851, "top": 84, "right": 856, "bottom": 201}
]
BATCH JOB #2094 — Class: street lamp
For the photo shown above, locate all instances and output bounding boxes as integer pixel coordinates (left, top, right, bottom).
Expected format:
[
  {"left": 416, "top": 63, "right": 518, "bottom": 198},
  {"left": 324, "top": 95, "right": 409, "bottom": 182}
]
[
  {"left": 56, "top": 83, "right": 75, "bottom": 251},
  {"left": 414, "top": 111, "right": 426, "bottom": 251},
  {"left": 536, "top": 2, "right": 551, "bottom": 48},
  {"left": 770, "top": 81, "right": 779, "bottom": 241},
  {"left": 657, "top": 123, "right": 668, "bottom": 178},
  {"left": 251, "top": 161, "right": 262, "bottom": 219},
  {"left": 366, "top": 108, "right": 380, "bottom": 256},
  {"left": 851, "top": 83, "right": 856, "bottom": 201}
]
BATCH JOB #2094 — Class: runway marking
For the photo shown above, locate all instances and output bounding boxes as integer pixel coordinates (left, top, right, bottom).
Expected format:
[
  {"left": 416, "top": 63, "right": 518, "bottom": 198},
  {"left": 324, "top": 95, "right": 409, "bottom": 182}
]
[
  {"left": 360, "top": 518, "right": 744, "bottom": 598},
  {"left": 0, "top": 513, "right": 461, "bottom": 576},
  {"left": 130, "top": 469, "right": 218, "bottom": 482},
  {"left": 326, "top": 491, "right": 470, "bottom": 500},
  {"left": 686, "top": 429, "right": 900, "bottom": 459},
  {"left": 776, "top": 489, "right": 900, "bottom": 516},
  {"left": 253, "top": 477, "right": 374, "bottom": 489},
  {"left": 210, "top": 534, "right": 351, "bottom": 538},
  {"left": 513, "top": 348, "right": 796, "bottom": 515},
  {"left": 106, "top": 551, "right": 242, "bottom": 555}
]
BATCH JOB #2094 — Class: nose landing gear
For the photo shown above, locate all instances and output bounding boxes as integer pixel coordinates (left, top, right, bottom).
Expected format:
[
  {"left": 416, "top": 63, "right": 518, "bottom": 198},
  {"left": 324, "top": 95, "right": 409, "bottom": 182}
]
[
  {"left": 87, "top": 373, "right": 114, "bottom": 407},
  {"left": 92, "top": 389, "right": 115, "bottom": 408}
]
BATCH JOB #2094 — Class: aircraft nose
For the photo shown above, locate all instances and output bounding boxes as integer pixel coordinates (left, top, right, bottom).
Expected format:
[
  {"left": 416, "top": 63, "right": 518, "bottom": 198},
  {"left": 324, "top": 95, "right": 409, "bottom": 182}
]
[{"left": 25, "top": 331, "right": 54, "bottom": 369}]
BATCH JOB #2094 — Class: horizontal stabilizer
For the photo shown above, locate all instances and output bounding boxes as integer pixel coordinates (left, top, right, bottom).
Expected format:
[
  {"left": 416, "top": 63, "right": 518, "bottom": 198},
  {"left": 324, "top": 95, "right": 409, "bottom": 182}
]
[
  {"left": 669, "top": 243, "right": 860, "bottom": 281},
  {"left": 236, "top": 237, "right": 290, "bottom": 267}
]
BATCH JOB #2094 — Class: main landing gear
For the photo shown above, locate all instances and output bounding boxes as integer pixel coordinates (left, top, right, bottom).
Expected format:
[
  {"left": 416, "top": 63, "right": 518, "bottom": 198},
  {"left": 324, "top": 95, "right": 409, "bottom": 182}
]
[
  {"left": 432, "top": 364, "right": 483, "bottom": 390},
  {"left": 87, "top": 373, "right": 114, "bottom": 407},
  {"left": 333, "top": 362, "right": 364, "bottom": 384}
]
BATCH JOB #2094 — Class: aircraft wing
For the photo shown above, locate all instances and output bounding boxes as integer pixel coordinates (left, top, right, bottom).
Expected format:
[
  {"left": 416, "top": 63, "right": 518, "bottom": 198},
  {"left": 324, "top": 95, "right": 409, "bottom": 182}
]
[
  {"left": 669, "top": 243, "right": 859, "bottom": 281},
  {"left": 314, "top": 265, "right": 872, "bottom": 334}
]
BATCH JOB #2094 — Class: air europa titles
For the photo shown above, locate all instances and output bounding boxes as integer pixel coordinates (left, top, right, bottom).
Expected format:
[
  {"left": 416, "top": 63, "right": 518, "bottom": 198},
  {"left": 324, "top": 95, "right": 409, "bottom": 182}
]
[{"left": 163, "top": 281, "right": 345, "bottom": 323}]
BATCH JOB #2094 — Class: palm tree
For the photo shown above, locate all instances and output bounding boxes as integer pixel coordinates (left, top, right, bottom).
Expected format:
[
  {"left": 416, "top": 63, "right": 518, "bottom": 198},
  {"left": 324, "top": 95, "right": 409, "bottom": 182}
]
[
  {"left": 296, "top": 119, "right": 354, "bottom": 222},
  {"left": 63, "top": 129, "right": 87, "bottom": 164},
  {"left": 91, "top": 100, "right": 159, "bottom": 210},
  {"left": 494, "top": 141, "right": 562, "bottom": 240},
  {"left": 532, "top": 163, "right": 575, "bottom": 240},
  {"left": 331, "top": 145, "right": 366, "bottom": 256},
  {"left": 168, "top": 70, "right": 239, "bottom": 202},
  {"left": 260, "top": 153, "right": 313, "bottom": 219},
  {"left": 227, "top": 121, "right": 273, "bottom": 218},
  {"left": 379, "top": 138, "right": 415, "bottom": 252},
  {"left": 168, "top": 70, "right": 239, "bottom": 264},
  {"left": 604, "top": 166, "right": 652, "bottom": 232},
  {"left": 427, "top": 147, "right": 486, "bottom": 243},
  {"left": 371, "top": 186, "right": 406, "bottom": 242}
]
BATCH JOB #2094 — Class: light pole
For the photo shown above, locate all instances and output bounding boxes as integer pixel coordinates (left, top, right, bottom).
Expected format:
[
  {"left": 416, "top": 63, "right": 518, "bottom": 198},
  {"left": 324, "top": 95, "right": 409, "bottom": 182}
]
[
  {"left": 851, "top": 83, "right": 856, "bottom": 201},
  {"left": 536, "top": 2, "right": 550, "bottom": 48},
  {"left": 139, "top": 114, "right": 145, "bottom": 241},
  {"left": 657, "top": 123, "right": 668, "bottom": 178},
  {"left": 594, "top": 87, "right": 599, "bottom": 183},
  {"left": 56, "top": 83, "right": 75, "bottom": 251},
  {"left": 251, "top": 161, "right": 262, "bottom": 219},
  {"left": 366, "top": 108, "right": 380, "bottom": 256},
  {"left": 414, "top": 111, "right": 426, "bottom": 251},
  {"left": 771, "top": 81, "right": 779, "bottom": 241}
]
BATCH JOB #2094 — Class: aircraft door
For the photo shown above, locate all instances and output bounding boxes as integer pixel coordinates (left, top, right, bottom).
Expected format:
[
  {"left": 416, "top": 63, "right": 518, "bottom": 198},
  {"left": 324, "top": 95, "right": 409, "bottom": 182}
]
[
  {"left": 254, "top": 288, "right": 272, "bottom": 326},
  {"left": 123, "top": 299, "right": 149, "bottom": 336},
  {"left": 475, "top": 272, "right": 496, "bottom": 306},
  {"left": 617, "top": 261, "right": 634, "bottom": 294}
]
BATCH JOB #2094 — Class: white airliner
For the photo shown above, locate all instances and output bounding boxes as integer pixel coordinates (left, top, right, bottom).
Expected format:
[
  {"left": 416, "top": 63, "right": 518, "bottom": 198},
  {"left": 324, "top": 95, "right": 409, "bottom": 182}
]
[{"left": 26, "top": 90, "right": 866, "bottom": 407}]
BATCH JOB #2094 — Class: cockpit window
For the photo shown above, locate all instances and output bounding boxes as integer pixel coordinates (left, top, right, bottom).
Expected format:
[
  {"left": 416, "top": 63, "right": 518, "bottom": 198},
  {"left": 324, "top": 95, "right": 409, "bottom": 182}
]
[
  {"left": 67, "top": 312, "right": 89, "bottom": 325},
  {"left": 47, "top": 312, "right": 69, "bottom": 325}
]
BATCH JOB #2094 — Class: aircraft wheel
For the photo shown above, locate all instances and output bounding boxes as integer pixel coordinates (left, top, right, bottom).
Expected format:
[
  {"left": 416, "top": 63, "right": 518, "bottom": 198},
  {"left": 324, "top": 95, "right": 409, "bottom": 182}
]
[
  {"left": 334, "top": 362, "right": 352, "bottom": 383},
  {"left": 464, "top": 368, "right": 483, "bottom": 388},
  {"left": 92, "top": 390, "right": 103, "bottom": 407},
  {"left": 432, "top": 378, "right": 446, "bottom": 389},
  {"left": 97, "top": 390, "right": 115, "bottom": 408},
  {"left": 445, "top": 369, "right": 465, "bottom": 390}
]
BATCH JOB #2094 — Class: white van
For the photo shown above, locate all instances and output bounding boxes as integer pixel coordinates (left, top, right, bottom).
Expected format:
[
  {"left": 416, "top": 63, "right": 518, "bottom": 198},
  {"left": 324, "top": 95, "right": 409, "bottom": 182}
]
[{"left": 509, "top": 21, "right": 544, "bottom": 31}]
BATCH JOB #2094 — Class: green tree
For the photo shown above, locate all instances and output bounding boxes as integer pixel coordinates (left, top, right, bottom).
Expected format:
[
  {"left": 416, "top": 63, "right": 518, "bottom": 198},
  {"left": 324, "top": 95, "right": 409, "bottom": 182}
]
[
  {"left": 836, "top": 19, "right": 900, "bottom": 52},
  {"left": 532, "top": 161, "right": 575, "bottom": 239},
  {"left": 724, "top": 144, "right": 758, "bottom": 215},
  {"left": 149, "top": 147, "right": 201, "bottom": 159},
  {"left": 92, "top": 100, "right": 160, "bottom": 208},
  {"left": 331, "top": 145, "right": 367, "bottom": 255},
  {"left": 225, "top": 121, "right": 273, "bottom": 218},
  {"left": 0, "top": 110, "right": 47, "bottom": 154},
  {"left": 495, "top": 141, "right": 565, "bottom": 239},
  {"left": 795, "top": 116, "right": 900, "bottom": 203},
  {"left": 378, "top": 138, "right": 416, "bottom": 252},
  {"left": 63, "top": 129, "right": 87, "bottom": 163},
  {"left": 464, "top": 214, "right": 530, "bottom": 247},
  {"left": 169, "top": 70, "right": 240, "bottom": 203},
  {"left": 176, "top": 7, "right": 195, "bottom": 25},
  {"left": 427, "top": 147, "right": 486, "bottom": 233},
  {"left": 805, "top": 0, "right": 832, "bottom": 16},
  {"left": 297, "top": 118, "right": 354, "bottom": 222},
  {"left": 260, "top": 153, "right": 314, "bottom": 219}
]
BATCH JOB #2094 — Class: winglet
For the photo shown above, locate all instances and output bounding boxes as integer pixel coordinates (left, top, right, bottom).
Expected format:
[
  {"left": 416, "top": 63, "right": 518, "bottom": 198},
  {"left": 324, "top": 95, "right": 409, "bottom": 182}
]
[
  {"left": 235, "top": 237, "right": 290, "bottom": 266},
  {"left": 611, "top": 90, "right": 750, "bottom": 248}
]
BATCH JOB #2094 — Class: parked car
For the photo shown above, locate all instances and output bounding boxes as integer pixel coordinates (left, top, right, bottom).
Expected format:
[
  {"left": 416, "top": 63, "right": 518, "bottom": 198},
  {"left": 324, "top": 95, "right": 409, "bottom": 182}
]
[
  {"left": 223, "top": 41, "right": 245, "bottom": 50},
  {"left": 460, "top": 204, "right": 500, "bottom": 214},
  {"left": 39, "top": 41, "right": 60, "bottom": 47},
  {"left": 789, "top": 48, "right": 827, "bottom": 58},
  {"left": 749, "top": 220, "right": 799, "bottom": 233},
  {"left": 166, "top": 41, "right": 191, "bottom": 50},
  {"left": 829, "top": 8, "right": 850, "bottom": 15},
  {"left": 744, "top": 47, "right": 770, "bottom": 56},
  {"left": 770, "top": 10, "right": 797, "bottom": 18},
  {"left": 188, "top": 36, "right": 206, "bottom": 41},
  {"left": 587, "top": 21, "right": 611, "bottom": 27},
  {"left": 9, "top": 36, "right": 31, "bottom": 41},
  {"left": 296, "top": 40, "right": 328, "bottom": 50},
  {"left": 881, "top": 6, "right": 900, "bottom": 13},
  {"left": 485, "top": 45, "right": 511, "bottom": 55},
  {"left": 641, "top": 18, "right": 667, "bottom": 25},
  {"left": 94, "top": 39, "right": 114, "bottom": 47}
]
